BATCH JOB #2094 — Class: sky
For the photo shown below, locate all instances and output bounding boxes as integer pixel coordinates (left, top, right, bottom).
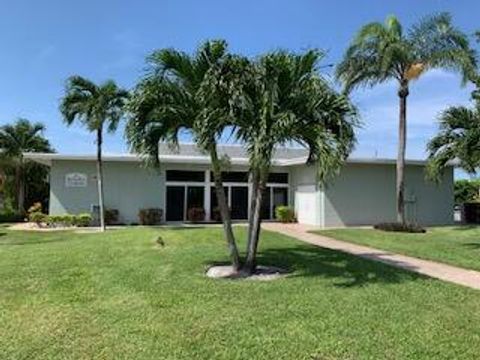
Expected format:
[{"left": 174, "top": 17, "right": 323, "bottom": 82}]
[{"left": 0, "top": 0, "right": 478, "bottom": 172}]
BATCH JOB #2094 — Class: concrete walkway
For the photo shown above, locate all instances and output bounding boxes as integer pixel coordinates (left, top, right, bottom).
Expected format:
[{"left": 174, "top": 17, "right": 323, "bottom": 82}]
[{"left": 263, "top": 223, "right": 480, "bottom": 290}]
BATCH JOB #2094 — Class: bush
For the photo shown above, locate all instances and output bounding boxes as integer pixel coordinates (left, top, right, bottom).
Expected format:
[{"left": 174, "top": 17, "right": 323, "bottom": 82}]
[
  {"left": 0, "top": 211, "right": 24, "bottom": 223},
  {"left": 275, "top": 206, "right": 295, "bottom": 223},
  {"left": 374, "top": 222, "right": 426, "bottom": 233},
  {"left": 138, "top": 208, "right": 163, "bottom": 225},
  {"left": 105, "top": 209, "right": 119, "bottom": 225},
  {"left": 187, "top": 207, "right": 205, "bottom": 222},
  {"left": 75, "top": 213, "right": 92, "bottom": 227},
  {"left": 29, "top": 211, "right": 47, "bottom": 226},
  {"left": 44, "top": 213, "right": 92, "bottom": 228}
]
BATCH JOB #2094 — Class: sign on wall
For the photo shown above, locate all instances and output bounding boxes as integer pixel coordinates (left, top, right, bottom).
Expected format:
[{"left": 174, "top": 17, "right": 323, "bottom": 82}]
[{"left": 65, "top": 173, "right": 88, "bottom": 188}]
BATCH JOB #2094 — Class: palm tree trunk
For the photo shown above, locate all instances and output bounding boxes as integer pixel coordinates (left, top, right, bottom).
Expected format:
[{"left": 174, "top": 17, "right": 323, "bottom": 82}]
[
  {"left": 210, "top": 147, "right": 241, "bottom": 271},
  {"left": 96, "top": 127, "right": 106, "bottom": 232},
  {"left": 397, "top": 81, "right": 409, "bottom": 224},
  {"left": 244, "top": 168, "right": 266, "bottom": 274},
  {"left": 16, "top": 157, "right": 25, "bottom": 214}
]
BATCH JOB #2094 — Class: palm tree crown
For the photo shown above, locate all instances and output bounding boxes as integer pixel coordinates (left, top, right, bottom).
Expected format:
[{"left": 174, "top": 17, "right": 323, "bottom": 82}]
[
  {"left": 60, "top": 76, "right": 129, "bottom": 133},
  {"left": 427, "top": 94, "right": 480, "bottom": 179},
  {"left": 0, "top": 119, "right": 51, "bottom": 157},
  {"left": 0, "top": 118, "right": 53, "bottom": 212},
  {"left": 336, "top": 13, "right": 476, "bottom": 93}
]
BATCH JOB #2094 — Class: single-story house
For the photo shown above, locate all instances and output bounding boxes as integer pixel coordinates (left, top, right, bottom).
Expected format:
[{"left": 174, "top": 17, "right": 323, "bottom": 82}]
[{"left": 25, "top": 143, "right": 454, "bottom": 227}]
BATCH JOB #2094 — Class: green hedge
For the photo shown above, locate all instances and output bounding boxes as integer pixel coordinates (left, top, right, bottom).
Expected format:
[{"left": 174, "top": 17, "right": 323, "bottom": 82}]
[{"left": 28, "top": 212, "right": 92, "bottom": 228}]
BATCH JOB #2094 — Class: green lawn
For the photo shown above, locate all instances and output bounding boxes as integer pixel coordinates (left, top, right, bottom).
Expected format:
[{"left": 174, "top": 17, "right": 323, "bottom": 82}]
[
  {"left": 314, "top": 226, "right": 480, "bottom": 272},
  {"left": 1, "top": 226, "right": 480, "bottom": 359}
]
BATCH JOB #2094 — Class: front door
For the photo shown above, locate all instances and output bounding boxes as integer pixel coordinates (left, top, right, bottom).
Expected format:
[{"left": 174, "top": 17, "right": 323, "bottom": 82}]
[{"left": 166, "top": 186, "right": 185, "bottom": 221}]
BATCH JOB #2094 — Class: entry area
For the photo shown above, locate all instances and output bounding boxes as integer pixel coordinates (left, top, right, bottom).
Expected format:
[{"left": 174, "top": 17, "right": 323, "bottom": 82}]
[{"left": 165, "top": 170, "right": 289, "bottom": 222}]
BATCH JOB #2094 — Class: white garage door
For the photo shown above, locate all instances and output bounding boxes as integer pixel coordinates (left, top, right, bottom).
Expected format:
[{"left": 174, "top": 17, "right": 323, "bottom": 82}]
[{"left": 295, "top": 185, "right": 319, "bottom": 225}]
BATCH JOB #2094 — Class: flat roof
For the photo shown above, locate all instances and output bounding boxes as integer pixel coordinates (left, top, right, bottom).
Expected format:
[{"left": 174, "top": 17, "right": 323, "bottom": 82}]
[{"left": 23, "top": 152, "right": 437, "bottom": 167}]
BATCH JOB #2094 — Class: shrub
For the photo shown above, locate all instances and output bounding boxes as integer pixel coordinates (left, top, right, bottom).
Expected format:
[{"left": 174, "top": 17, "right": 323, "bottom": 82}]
[
  {"left": 104, "top": 209, "right": 119, "bottom": 225},
  {"left": 374, "top": 222, "right": 426, "bottom": 233},
  {"left": 75, "top": 213, "right": 92, "bottom": 227},
  {"left": 187, "top": 207, "right": 205, "bottom": 222},
  {"left": 275, "top": 206, "right": 296, "bottom": 223},
  {"left": 29, "top": 211, "right": 47, "bottom": 226},
  {"left": 138, "top": 208, "right": 163, "bottom": 225}
]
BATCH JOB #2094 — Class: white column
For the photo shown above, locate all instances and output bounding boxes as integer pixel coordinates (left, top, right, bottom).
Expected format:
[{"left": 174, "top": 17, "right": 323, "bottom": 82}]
[{"left": 204, "top": 170, "right": 211, "bottom": 221}]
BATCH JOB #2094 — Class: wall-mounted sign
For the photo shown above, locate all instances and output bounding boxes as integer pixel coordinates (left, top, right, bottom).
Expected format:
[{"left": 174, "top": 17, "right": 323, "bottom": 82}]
[{"left": 65, "top": 173, "right": 87, "bottom": 188}]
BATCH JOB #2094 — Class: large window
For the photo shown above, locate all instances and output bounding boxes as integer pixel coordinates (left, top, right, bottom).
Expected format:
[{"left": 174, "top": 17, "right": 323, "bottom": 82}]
[
  {"left": 166, "top": 170, "right": 205, "bottom": 182},
  {"left": 268, "top": 173, "right": 288, "bottom": 184},
  {"left": 211, "top": 171, "right": 249, "bottom": 182}
]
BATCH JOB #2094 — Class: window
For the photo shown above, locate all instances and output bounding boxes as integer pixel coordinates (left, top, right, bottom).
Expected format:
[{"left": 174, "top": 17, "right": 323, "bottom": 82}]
[
  {"left": 268, "top": 173, "right": 288, "bottom": 184},
  {"left": 211, "top": 171, "right": 249, "bottom": 183},
  {"left": 166, "top": 170, "right": 205, "bottom": 182}
]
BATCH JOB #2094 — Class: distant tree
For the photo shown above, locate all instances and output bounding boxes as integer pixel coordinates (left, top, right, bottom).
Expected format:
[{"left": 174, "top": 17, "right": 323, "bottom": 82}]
[
  {"left": 427, "top": 80, "right": 480, "bottom": 182},
  {"left": 60, "top": 76, "right": 129, "bottom": 231},
  {"left": 337, "top": 13, "right": 476, "bottom": 223},
  {"left": 0, "top": 119, "right": 53, "bottom": 213},
  {"left": 454, "top": 179, "right": 480, "bottom": 204}
]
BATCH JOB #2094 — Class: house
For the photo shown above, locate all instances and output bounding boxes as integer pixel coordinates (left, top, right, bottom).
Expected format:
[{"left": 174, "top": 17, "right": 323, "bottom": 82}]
[{"left": 24, "top": 143, "right": 454, "bottom": 227}]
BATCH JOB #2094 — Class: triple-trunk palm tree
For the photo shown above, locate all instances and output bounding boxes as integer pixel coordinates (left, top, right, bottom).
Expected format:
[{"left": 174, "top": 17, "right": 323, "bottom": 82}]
[
  {"left": 0, "top": 119, "right": 52, "bottom": 213},
  {"left": 336, "top": 13, "right": 476, "bottom": 223},
  {"left": 216, "top": 50, "right": 357, "bottom": 272},
  {"left": 60, "top": 76, "right": 129, "bottom": 231}
]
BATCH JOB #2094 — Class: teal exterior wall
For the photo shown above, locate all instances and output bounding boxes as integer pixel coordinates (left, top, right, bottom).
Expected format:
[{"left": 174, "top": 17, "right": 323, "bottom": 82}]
[
  {"left": 322, "top": 163, "right": 454, "bottom": 227},
  {"left": 49, "top": 160, "right": 165, "bottom": 223},
  {"left": 49, "top": 159, "right": 454, "bottom": 227}
]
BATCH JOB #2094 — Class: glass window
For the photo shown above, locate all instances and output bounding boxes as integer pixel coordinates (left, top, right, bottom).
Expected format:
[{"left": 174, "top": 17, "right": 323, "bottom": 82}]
[
  {"left": 211, "top": 171, "right": 249, "bottom": 183},
  {"left": 166, "top": 170, "right": 205, "bottom": 182},
  {"left": 268, "top": 173, "right": 288, "bottom": 183}
]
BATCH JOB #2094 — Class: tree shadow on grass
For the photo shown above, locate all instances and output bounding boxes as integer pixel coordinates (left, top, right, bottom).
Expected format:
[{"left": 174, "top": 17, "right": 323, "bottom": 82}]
[
  {"left": 462, "top": 242, "right": 480, "bottom": 249},
  {"left": 206, "top": 244, "right": 422, "bottom": 288},
  {"left": 0, "top": 234, "right": 73, "bottom": 246},
  {"left": 452, "top": 225, "right": 480, "bottom": 231}
]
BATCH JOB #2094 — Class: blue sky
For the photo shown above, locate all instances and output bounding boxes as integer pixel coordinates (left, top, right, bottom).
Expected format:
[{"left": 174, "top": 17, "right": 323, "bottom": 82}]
[{"left": 0, "top": 0, "right": 478, "bottom": 167}]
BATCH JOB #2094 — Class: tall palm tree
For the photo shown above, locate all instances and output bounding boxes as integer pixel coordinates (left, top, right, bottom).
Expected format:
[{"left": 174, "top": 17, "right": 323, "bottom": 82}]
[
  {"left": 210, "top": 50, "right": 357, "bottom": 272},
  {"left": 0, "top": 119, "right": 52, "bottom": 213},
  {"left": 60, "top": 76, "right": 129, "bottom": 231},
  {"left": 336, "top": 13, "right": 476, "bottom": 223},
  {"left": 126, "top": 40, "right": 242, "bottom": 270},
  {"left": 427, "top": 83, "right": 480, "bottom": 179}
]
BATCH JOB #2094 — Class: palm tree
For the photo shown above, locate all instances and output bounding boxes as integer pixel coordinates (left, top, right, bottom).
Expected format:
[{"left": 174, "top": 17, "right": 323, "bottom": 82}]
[
  {"left": 0, "top": 119, "right": 52, "bottom": 213},
  {"left": 60, "top": 76, "right": 129, "bottom": 231},
  {"left": 427, "top": 83, "right": 480, "bottom": 179},
  {"left": 336, "top": 13, "right": 476, "bottom": 223},
  {"left": 126, "top": 40, "right": 242, "bottom": 270},
  {"left": 212, "top": 50, "right": 357, "bottom": 272}
]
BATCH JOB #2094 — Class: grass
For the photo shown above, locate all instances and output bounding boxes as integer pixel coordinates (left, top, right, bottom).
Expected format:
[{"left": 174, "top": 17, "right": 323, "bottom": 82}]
[
  {"left": 314, "top": 226, "right": 480, "bottom": 272},
  {"left": 1, "top": 226, "right": 480, "bottom": 359}
]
